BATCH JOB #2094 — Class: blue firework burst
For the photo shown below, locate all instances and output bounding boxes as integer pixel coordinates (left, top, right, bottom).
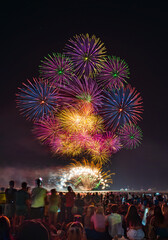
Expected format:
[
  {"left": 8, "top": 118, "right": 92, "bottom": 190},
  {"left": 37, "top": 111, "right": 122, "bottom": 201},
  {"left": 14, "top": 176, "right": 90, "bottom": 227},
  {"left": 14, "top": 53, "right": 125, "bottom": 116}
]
[
  {"left": 39, "top": 53, "right": 74, "bottom": 86},
  {"left": 101, "top": 84, "right": 143, "bottom": 130},
  {"left": 64, "top": 33, "right": 106, "bottom": 78},
  {"left": 16, "top": 78, "right": 59, "bottom": 121},
  {"left": 118, "top": 123, "right": 143, "bottom": 149}
]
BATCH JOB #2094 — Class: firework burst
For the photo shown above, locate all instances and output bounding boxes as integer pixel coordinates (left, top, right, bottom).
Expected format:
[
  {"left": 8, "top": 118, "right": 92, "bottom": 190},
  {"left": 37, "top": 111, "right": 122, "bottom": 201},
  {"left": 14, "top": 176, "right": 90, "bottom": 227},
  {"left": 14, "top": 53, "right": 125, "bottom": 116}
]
[
  {"left": 56, "top": 158, "right": 113, "bottom": 191},
  {"left": 86, "top": 135, "right": 110, "bottom": 164},
  {"left": 33, "top": 116, "right": 60, "bottom": 145},
  {"left": 118, "top": 123, "right": 143, "bottom": 149},
  {"left": 58, "top": 76, "right": 102, "bottom": 112},
  {"left": 64, "top": 33, "right": 106, "bottom": 77},
  {"left": 104, "top": 132, "right": 122, "bottom": 153},
  {"left": 97, "top": 56, "right": 129, "bottom": 89},
  {"left": 39, "top": 53, "right": 74, "bottom": 85},
  {"left": 16, "top": 78, "right": 58, "bottom": 121},
  {"left": 57, "top": 106, "right": 104, "bottom": 134},
  {"left": 101, "top": 84, "right": 143, "bottom": 130}
]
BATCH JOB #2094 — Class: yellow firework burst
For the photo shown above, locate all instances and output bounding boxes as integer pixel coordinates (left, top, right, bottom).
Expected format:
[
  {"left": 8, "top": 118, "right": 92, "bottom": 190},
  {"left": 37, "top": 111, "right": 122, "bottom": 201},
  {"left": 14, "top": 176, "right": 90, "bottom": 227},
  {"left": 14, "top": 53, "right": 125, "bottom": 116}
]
[
  {"left": 85, "top": 136, "right": 110, "bottom": 164},
  {"left": 57, "top": 107, "right": 104, "bottom": 134}
]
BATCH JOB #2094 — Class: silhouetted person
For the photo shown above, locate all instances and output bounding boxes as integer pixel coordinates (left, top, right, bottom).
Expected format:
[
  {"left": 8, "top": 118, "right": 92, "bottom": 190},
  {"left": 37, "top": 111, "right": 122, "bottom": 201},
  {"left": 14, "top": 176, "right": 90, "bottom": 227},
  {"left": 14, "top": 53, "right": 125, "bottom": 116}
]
[
  {"left": 59, "top": 192, "right": 66, "bottom": 223},
  {"left": 5, "top": 181, "right": 17, "bottom": 220},
  {"left": 30, "top": 178, "right": 47, "bottom": 220},
  {"left": 15, "top": 182, "right": 30, "bottom": 226},
  {"left": 65, "top": 186, "right": 75, "bottom": 222},
  {"left": 16, "top": 220, "right": 50, "bottom": 240},
  {"left": 0, "top": 216, "right": 14, "bottom": 240},
  {"left": 0, "top": 188, "right": 6, "bottom": 215}
]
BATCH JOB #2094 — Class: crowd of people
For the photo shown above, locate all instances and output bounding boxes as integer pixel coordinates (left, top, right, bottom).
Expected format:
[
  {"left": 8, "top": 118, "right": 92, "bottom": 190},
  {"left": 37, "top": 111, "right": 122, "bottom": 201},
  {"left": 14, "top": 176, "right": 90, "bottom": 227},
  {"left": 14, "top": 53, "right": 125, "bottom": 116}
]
[{"left": 0, "top": 179, "right": 168, "bottom": 240}]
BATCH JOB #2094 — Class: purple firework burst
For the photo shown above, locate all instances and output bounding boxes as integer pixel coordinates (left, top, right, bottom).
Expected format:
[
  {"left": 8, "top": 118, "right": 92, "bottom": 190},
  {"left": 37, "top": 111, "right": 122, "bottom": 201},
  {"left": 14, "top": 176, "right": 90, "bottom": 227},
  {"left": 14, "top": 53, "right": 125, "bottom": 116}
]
[
  {"left": 97, "top": 56, "right": 129, "bottom": 89},
  {"left": 64, "top": 33, "right": 106, "bottom": 78},
  {"left": 101, "top": 84, "right": 143, "bottom": 130},
  {"left": 16, "top": 78, "right": 58, "bottom": 121},
  {"left": 39, "top": 53, "right": 74, "bottom": 85},
  {"left": 33, "top": 116, "right": 60, "bottom": 145},
  {"left": 118, "top": 123, "right": 143, "bottom": 149},
  {"left": 58, "top": 76, "right": 103, "bottom": 112}
]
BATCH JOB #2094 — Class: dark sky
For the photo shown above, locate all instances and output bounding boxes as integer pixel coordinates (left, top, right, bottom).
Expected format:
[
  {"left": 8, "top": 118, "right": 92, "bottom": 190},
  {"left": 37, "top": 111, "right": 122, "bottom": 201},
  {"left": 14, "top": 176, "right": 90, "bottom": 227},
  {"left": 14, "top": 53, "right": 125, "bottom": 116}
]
[{"left": 1, "top": 1, "right": 168, "bottom": 190}]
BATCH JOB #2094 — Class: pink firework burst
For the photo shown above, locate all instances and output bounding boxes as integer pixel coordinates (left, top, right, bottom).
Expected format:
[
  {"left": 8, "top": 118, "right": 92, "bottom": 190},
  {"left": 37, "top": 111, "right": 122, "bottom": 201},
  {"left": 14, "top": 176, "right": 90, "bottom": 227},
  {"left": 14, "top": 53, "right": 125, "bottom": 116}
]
[
  {"left": 104, "top": 132, "right": 122, "bottom": 153},
  {"left": 33, "top": 116, "right": 60, "bottom": 145}
]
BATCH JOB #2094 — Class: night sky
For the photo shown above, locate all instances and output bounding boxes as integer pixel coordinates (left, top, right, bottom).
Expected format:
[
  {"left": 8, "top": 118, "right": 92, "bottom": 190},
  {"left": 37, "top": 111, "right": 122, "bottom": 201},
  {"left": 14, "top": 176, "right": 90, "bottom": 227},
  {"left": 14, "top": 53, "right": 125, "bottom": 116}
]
[{"left": 1, "top": 1, "right": 168, "bottom": 190}]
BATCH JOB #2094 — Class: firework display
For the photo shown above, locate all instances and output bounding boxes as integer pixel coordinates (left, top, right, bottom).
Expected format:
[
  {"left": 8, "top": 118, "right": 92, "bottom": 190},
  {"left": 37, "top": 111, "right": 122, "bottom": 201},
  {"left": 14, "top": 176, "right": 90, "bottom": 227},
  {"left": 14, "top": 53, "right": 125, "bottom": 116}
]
[{"left": 16, "top": 33, "right": 143, "bottom": 190}]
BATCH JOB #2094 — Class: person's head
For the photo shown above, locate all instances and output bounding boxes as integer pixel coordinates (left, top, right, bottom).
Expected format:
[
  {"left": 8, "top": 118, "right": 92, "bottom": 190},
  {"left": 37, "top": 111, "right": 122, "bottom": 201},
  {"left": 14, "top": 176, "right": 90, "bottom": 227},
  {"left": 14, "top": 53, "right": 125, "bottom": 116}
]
[
  {"left": 67, "top": 186, "right": 72, "bottom": 192},
  {"left": 16, "top": 220, "right": 50, "bottom": 240},
  {"left": 110, "top": 204, "right": 118, "bottom": 214},
  {"left": 95, "top": 206, "right": 104, "bottom": 215},
  {"left": 9, "top": 180, "right": 14, "bottom": 188},
  {"left": 125, "top": 205, "right": 141, "bottom": 226},
  {"left": 35, "top": 178, "right": 42, "bottom": 187},
  {"left": 0, "top": 188, "right": 5, "bottom": 192},
  {"left": 21, "top": 182, "right": 27, "bottom": 190},
  {"left": 0, "top": 216, "right": 11, "bottom": 240},
  {"left": 59, "top": 192, "right": 63, "bottom": 197},
  {"left": 152, "top": 205, "right": 164, "bottom": 224},
  {"left": 77, "top": 193, "right": 80, "bottom": 199},
  {"left": 154, "top": 205, "right": 163, "bottom": 217},
  {"left": 162, "top": 204, "right": 168, "bottom": 217},
  {"left": 86, "top": 205, "right": 95, "bottom": 217},
  {"left": 67, "top": 222, "right": 84, "bottom": 240},
  {"left": 51, "top": 189, "right": 56, "bottom": 195}
]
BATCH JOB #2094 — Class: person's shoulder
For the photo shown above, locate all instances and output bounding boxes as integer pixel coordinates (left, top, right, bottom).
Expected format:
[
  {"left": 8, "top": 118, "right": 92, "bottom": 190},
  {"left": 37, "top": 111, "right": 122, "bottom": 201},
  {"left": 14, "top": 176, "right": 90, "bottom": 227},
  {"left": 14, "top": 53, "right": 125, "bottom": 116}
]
[{"left": 41, "top": 187, "right": 47, "bottom": 193}]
